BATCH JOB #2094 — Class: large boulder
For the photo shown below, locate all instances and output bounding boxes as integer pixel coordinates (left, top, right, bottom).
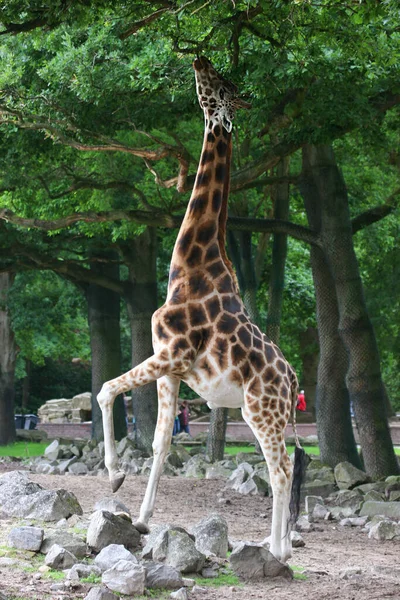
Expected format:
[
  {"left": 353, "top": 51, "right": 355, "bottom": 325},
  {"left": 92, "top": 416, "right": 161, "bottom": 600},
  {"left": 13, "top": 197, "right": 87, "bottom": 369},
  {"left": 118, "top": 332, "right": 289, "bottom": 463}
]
[
  {"left": 160, "top": 530, "right": 205, "bottom": 574},
  {"left": 94, "top": 497, "right": 131, "bottom": 516},
  {"left": 40, "top": 530, "right": 87, "bottom": 558},
  {"left": 144, "top": 562, "right": 183, "bottom": 590},
  {"left": 334, "top": 462, "right": 369, "bottom": 490},
  {"left": 230, "top": 542, "right": 292, "bottom": 579},
  {"left": 86, "top": 511, "right": 141, "bottom": 552},
  {"left": 360, "top": 501, "right": 400, "bottom": 520},
  {"left": 102, "top": 560, "right": 146, "bottom": 595},
  {"left": 44, "top": 440, "right": 62, "bottom": 461},
  {"left": 45, "top": 543, "right": 77, "bottom": 569},
  {"left": 1, "top": 487, "right": 82, "bottom": 521},
  {"left": 368, "top": 520, "right": 400, "bottom": 541},
  {"left": 95, "top": 544, "right": 137, "bottom": 572},
  {"left": 142, "top": 525, "right": 191, "bottom": 560},
  {"left": 0, "top": 471, "right": 42, "bottom": 503},
  {"left": 84, "top": 587, "right": 119, "bottom": 600},
  {"left": 192, "top": 514, "right": 228, "bottom": 558},
  {"left": 8, "top": 526, "right": 44, "bottom": 552}
]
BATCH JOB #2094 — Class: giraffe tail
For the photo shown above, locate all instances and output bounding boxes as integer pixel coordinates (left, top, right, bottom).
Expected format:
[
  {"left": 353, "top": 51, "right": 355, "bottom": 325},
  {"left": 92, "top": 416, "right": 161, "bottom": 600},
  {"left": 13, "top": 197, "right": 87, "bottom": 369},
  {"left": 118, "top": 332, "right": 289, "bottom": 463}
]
[{"left": 289, "top": 376, "right": 307, "bottom": 525}]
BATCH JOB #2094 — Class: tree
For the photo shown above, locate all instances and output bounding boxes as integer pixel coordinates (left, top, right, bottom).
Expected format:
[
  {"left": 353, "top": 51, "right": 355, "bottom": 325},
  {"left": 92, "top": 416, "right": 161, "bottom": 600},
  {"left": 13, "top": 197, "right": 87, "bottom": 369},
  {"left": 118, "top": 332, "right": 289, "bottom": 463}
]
[{"left": 0, "top": 272, "right": 17, "bottom": 445}]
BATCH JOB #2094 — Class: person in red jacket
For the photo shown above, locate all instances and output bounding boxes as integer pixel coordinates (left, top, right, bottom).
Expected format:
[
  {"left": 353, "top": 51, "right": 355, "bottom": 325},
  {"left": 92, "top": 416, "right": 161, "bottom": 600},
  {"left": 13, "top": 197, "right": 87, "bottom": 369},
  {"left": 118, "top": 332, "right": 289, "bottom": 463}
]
[
  {"left": 297, "top": 390, "right": 306, "bottom": 412},
  {"left": 178, "top": 401, "right": 190, "bottom": 434}
]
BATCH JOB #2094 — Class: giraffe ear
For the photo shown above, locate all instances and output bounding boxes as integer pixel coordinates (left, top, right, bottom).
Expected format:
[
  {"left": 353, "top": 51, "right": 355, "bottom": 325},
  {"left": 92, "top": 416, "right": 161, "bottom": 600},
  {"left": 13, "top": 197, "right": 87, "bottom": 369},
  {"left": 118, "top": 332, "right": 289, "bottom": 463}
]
[{"left": 222, "top": 115, "right": 232, "bottom": 133}]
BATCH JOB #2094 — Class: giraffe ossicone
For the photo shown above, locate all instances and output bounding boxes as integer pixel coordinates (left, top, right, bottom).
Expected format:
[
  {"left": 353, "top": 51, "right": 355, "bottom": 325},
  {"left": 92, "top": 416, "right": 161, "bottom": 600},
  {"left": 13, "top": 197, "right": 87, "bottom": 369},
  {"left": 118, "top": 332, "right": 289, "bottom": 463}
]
[{"left": 97, "top": 56, "right": 306, "bottom": 563}]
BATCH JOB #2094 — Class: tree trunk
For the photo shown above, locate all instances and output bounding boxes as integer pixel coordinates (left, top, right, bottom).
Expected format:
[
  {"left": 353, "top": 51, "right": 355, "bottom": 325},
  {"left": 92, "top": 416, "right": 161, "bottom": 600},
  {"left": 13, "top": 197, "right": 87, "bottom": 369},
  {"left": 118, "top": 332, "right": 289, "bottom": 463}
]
[
  {"left": 298, "top": 327, "right": 319, "bottom": 420},
  {"left": 21, "top": 358, "right": 31, "bottom": 410},
  {"left": 0, "top": 273, "right": 17, "bottom": 445},
  {"left": 228, "top": 230, "right": 260, "bottom": 325},
  {"left": 302, "top": 144, "right": 398, "bottom": 476},
  {"left": 86, "top": 255, "right": 126, "bottom": 442},
  {"left": 266, "top": 158, "right": 290, "bottom": 344},
  {"left": 206, "top": 407, "right": 228, "bottom": 462},
  {"left": 122, "top": 229, "right": 158, "bottom": 454}
]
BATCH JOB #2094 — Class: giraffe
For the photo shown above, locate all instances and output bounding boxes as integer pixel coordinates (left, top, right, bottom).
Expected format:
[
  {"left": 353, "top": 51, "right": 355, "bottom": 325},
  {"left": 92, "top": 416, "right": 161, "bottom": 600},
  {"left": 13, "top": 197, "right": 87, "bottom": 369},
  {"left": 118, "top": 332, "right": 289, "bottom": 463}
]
[{"left": 97, "top": 56, "right": 306, "bottom": 563}]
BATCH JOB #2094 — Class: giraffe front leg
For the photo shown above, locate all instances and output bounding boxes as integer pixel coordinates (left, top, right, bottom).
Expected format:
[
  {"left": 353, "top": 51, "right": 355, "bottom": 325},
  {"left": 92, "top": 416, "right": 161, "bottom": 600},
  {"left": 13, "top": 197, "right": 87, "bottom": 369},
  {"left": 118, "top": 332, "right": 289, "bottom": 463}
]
[
  {"left": 134, "top": 375, "right": 180, "bottom": 533},
  {"left": 97, "top": 353, "right": 172, "bottom": 494}
]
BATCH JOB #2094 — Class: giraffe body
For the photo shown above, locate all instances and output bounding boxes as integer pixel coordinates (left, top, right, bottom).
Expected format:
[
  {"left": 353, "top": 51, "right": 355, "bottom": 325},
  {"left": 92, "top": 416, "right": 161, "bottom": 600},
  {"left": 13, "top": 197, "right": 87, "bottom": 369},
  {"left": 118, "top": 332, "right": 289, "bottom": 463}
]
[{"left": 98, "top": 57, "right": 304, "bottom": 564}]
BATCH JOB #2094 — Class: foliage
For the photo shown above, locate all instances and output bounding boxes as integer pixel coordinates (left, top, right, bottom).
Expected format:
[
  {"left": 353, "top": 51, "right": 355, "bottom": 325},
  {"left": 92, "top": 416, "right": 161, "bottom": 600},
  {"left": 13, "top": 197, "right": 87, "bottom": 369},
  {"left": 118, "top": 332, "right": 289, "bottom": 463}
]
[{"left": 0, "top": 441, "right": 48, "bottom": 457}]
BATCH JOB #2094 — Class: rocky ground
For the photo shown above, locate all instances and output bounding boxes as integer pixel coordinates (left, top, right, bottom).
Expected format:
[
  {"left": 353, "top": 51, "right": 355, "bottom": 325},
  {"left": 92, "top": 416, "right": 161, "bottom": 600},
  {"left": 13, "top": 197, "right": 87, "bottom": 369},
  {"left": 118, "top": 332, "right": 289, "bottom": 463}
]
[{"left": 0, "top": 444, "right": 399, "bottom": 600}]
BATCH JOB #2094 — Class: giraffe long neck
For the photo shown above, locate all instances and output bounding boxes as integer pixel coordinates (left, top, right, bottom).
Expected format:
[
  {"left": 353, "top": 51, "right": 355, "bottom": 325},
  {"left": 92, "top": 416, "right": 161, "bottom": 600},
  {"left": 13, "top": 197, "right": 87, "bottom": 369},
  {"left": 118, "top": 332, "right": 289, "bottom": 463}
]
[{"left": 169, "top": 123, "right": 237, "bottom": 289}]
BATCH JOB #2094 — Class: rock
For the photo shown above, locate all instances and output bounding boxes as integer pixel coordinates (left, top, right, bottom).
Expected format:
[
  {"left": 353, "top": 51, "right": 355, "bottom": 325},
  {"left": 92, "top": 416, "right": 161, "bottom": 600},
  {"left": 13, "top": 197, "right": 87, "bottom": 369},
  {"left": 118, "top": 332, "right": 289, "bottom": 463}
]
[
  {"left": 295, "top": 516, "right": 314, "bottom": 532},
  {"left": 331, "top": 489, "right": 363, "bottom": 511},
  {"left": 290, "top": 531, "right": 305, "bottom": 547},
  {"left": 8, "top": 526, "right": 43, "bottom": 552},
  {"left": 360, "top": 501, "right": 400, "bottom": 520},
  {"left": 87, "top": 511, "right": 141, "bottom": 552},
  {"left": 145, "top": 562, "right": 183, "bottom": 590},
  {"left": 339, "top": 516, "right": 368, "bottom": 527},
  {"left": 102, "top": 560, "right": 146, "bottom": 595},
  {"left": 364, "top": 490, "right": 385, "bottom": 502},
  {"left": 95, "top": 544, "right": 137, "bottom": 572},
  {"left": 334, "top": 462, "right": 368, "bottom": 490},
  {"left": 67, "top": 563, "right": 101, "bottom": 580},
  {"left": 142, "top": 525, "right": 192, "bottom": 559},
  {"left": 182, "top": 577, "right": 195, "bottom": 587},
  {"left": 301, "top": 480, "right": 337, "bottom": 499},
  {"left": 237, "top": 478, "right": 258, "bottom": 495},
  {"left": 45, "top": 543, "right": 77, "bottom": 569},
  {"left": 230, "top": 542, "right": 292, "bottom": 579},
  {"left": 192, "top": 514, "right": 228, "bottom": 558},
  {"left": 339, "top": 567, "right": 362, "bottom": 579},
  {"left": 84, "top": 586, "right": 119, "bottom": 600},
  {"left": 170, "top": 588, "right": 188, "bottom": 600},
  {"left": 58, "top": 457, "right": 78, "bottom": 474},
  {"left": 0, "top": 471, "right": 43, "bottom": 503},
  {"left": 205, "top": 465, "right": 233, "bottom": 479},
  {"left": 354, "top": 482, "right": 387, "bottom": 494},
  {"left": 183, "top": 455, "right": 209, "bottom": 478},
  {"left": 67, "top": 462, "right": 89, "bottom": 475},
  {"left": 312, "top": 504, "right": 331, "bottom": 521},
  {"left": 40, "top": 530, "right": 87, "bottom": 558},
  {"left": 226, "top": 463, "right": 253, "bottom": 491},
  {"left": 368, "top": 520, "right": 400, "bottom": 540},
  {"left": 305, "top": 496, "right": 324, "bottom": 516},
  {"left": 44, "top": 440, "right": 62, "bottom": 461},
  {"left": 93, "top": 497, "right": 131, "bottom": 516},
  {"left": 1, "top": 488, "right": 83, "bottom": 521},
  {"left": 116, "top": 436, "right": 136, "bottom": 456},
  {"left": 305, "top": 466, "right": 335, "bottom": 484},
  {"left": 158, "top": 530, "right": 205, "bottom": 574}
]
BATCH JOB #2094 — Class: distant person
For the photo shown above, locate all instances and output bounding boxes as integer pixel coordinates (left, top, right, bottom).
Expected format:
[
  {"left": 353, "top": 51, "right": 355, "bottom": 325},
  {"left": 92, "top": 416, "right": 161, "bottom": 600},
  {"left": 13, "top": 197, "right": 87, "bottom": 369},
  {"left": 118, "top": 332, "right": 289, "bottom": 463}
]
[
  {"left": 178, "top": 401, "right": 190, "bottom": 435},
  {"left": 297, "top": 389, "right": 306, "bottom": 412},
  {"left": 172, "top": 414, "right": 181, "bottom": 436}
]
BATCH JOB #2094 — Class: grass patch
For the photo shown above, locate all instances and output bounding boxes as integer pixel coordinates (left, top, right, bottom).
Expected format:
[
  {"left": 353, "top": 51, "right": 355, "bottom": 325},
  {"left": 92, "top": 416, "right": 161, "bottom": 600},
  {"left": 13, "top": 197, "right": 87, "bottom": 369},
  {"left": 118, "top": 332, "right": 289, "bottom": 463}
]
[
  {"left": 224, "top": 446, "right": 256, "bottom": 455},
  {"left": 291, "top": 565, "right": 308, "bottom": 581},
  {"left": 0, "top": 441, "right": 48, "bottom": 458},
  {"left": 44, "top": 570, "right": 65, "bottom": 581},
  {"left": 81, "top": 574, "right": 102, "bottom": 584},
  {"left": 193, "top": 572, "right": 242, "bottom": 587}
]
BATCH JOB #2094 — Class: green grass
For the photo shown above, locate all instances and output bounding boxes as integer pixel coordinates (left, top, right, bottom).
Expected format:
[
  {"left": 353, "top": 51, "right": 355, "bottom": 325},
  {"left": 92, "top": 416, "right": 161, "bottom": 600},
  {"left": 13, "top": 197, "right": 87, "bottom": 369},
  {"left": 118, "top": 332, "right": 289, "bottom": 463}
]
[
  {"left": 291, "top": 565, "right": 308, "bottom": 581},
  {"left": 81, "top": 574, "right": 102, "bottom": 584},
  {"left": 193, "top": 572, "right": 242, "bottom": 587},
  {"left": 0, "top": 441, "right": 48, "bottom": 458},
  {"left": 224, "top": 445, "right": 256, "bottom": 455}
]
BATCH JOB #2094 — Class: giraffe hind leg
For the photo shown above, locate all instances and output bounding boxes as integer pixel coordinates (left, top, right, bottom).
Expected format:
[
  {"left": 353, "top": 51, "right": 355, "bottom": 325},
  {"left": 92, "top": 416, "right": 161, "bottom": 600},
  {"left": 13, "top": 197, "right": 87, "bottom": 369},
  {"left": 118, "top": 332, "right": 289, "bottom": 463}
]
[
  {"left": 97, "top": 353, "right": 175, "bottom": 493},
  {"left": 134, "top": 375, "right": 180, "bottom": 532}
]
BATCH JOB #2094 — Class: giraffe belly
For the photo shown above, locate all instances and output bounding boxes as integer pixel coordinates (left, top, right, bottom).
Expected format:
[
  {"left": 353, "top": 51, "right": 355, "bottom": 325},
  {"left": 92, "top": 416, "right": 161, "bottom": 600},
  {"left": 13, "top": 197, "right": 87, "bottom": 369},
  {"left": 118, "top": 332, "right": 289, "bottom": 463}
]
[{"left": 182, "top": 370, "right": 244, "bottom": 409}]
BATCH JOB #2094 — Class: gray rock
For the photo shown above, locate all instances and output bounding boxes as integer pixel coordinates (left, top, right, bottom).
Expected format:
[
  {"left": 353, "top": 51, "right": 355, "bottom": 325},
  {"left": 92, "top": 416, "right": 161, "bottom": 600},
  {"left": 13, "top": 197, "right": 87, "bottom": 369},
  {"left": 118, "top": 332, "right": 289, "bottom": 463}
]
[
  {"left": 45, "top": 543, "right": 77, "bottom": 569},
  {"left": 0, "top": 471, "right": 43, "bottom": 503},
  {"left": 8, "top": 526, "right": 43, "bottom": 552},
  {"left": 353, "top": 482, "right": 387, "bottom": 494},
  {"left": 205, "top": 465, "right": 233, "bottom": 479},
  {"left": 116, "top": 436, "right": 136, "bottom": 457},
  {"left": 170, "top": 588, "right": 188, "bottom": 600},
  {"left": 295, "top": 516, "right": 314, "bottom": 532},
  {"left": 67, "top": 462, "right": 89, "bottom": 475},
  {"left": 58, "top": 457, "right": 78, "bottom": 474},
  {"left": 331, "top": 489, "right": 363, "bottom": 510},
  {"left": 145, "top": 562, "right": 183, "bottom": 590},
  {"left": 339, "top": 567, "right": 362, "bottom": 579},
  {"left": 44, "top": 440, "right": 62, "bottom": 461},
  {"left": 102, "top": 560, "right": 146, "bottom": 595},
  {"left": 1, "top": 488, "right": 83, "bottom": 521},
  {"left": 334, "top": 462, "right": 368, "bottom": 490},
  {"left": 40, "top": 530, "right": 87, "bottom": 558},
  {"left": 368, "top": 520, "right": 400, "bottom": 540},
  {"left": 290, "top": 531, "right": 305, "bottom": 547},
  {"left": 230, "top": 542, "right": 292, "bottom": 579},
  {"left": 305, "top": 495, "right": 324, "bottom": 516},
  {"left": 227, "top": 463, "right": 253, "bottom": 491},
  {"left": 142, "top": 524, "right": 192, "bottom": 560},
  {"left": 360, "top": 501, "right": 400, "bottom": 520},
  {"left": 159, "top": 530, "right": 206, "bottom": 574},
  {"left": 339, "top": 516, "right": 368, "bottom": 527},
  {"left": 67, "top": 563, "right": 101, "bottom": 580},
  {"left": 95, "top": 544, "right": 137, "bottom": 572},
  {"left": 312, "top": 504, "right": 331, "bottom": 521},
  {"left": 364, "top": 490, "right": 384, "bottom": 502},
  {"left": 301, "top": 480, "right": 337, "bottom": 499},
  {"left": 94, "top": 497, "right": 131, "bottom": 516},
  {"left": 86, "top": 510, "right": 141, "bottom": 552},
  {"left": 84, "top": 587, "right": 119, "bottom": 600},
  {"left": 192, "top": 514, "right": 228, "bottom": 558}
]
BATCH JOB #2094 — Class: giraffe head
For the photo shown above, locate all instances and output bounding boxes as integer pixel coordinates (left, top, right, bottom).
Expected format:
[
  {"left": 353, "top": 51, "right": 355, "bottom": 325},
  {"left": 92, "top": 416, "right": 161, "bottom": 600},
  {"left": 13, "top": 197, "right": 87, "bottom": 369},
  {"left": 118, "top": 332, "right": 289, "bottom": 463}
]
[{"left": 193, "top": 56, "right": 251, "bottom": 134}]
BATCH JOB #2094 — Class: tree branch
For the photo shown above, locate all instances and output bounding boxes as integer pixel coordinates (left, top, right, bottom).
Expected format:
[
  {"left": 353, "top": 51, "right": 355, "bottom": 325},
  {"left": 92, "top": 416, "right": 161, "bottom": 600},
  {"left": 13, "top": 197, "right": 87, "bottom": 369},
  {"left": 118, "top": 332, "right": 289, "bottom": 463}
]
[{"left": 352, "top": 188, "right": 400, "bottom": 233}]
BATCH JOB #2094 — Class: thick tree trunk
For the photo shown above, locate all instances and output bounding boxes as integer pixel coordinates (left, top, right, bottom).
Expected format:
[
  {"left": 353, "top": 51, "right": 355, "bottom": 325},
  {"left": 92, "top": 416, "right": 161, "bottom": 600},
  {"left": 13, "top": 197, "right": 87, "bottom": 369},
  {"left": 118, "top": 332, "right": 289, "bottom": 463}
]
[
  {"left": 86, "top": 256, "right": 126, "bottom": 442},
  {"left": 206, "top": 407, "right": 228, "bottom": 462},
  {"left": 122, "top": 229, "right": 158, "bottom": 454},
  {"left": 298, "top": 327, "right": 319, "bottom": 420},
  {"left": 303, "top": 145, "right": 398, "bottom": 476},
  {"left": 266, "top": 158, "right": 289, "bottom": 344},
  {"left": 228, "top": 229, "right": 260, "bottom": 325},
  {"left": 0, "top": 273, "right": 17, "bottom": 445}
]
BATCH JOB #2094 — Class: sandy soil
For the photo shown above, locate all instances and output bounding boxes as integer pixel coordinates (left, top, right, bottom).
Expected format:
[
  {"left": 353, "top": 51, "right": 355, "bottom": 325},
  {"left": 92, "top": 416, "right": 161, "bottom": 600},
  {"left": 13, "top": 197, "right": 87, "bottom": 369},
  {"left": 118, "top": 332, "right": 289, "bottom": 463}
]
[{"left": 0, "top": 464, "right": 399, "bottom": 600}]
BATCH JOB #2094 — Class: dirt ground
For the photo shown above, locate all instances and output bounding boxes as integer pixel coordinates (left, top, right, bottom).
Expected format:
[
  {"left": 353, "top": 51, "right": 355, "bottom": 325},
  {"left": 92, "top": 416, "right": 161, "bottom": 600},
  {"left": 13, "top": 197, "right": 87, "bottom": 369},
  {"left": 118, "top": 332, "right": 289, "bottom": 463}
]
[{"left": 1, "top": 462, "right": 400, "bottom": 600}]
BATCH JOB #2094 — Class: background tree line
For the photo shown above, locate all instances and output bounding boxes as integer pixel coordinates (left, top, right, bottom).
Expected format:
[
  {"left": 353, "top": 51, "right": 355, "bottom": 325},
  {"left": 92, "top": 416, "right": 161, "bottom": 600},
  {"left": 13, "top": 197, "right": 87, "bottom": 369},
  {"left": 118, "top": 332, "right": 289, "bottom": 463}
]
[{"left": 0, "top": 0, "right": 399, "bottom": 477}]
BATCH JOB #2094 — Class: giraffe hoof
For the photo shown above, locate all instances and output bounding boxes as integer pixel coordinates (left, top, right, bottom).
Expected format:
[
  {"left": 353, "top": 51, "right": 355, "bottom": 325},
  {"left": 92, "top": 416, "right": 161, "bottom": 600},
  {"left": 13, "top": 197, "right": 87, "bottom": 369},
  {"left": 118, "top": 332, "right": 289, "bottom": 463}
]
[
  {"left": 110, "top": 472, "right": 125, "bottom": 493},
  {"left": 133, "top": 520, "right": 150, "bottom": 534}
]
